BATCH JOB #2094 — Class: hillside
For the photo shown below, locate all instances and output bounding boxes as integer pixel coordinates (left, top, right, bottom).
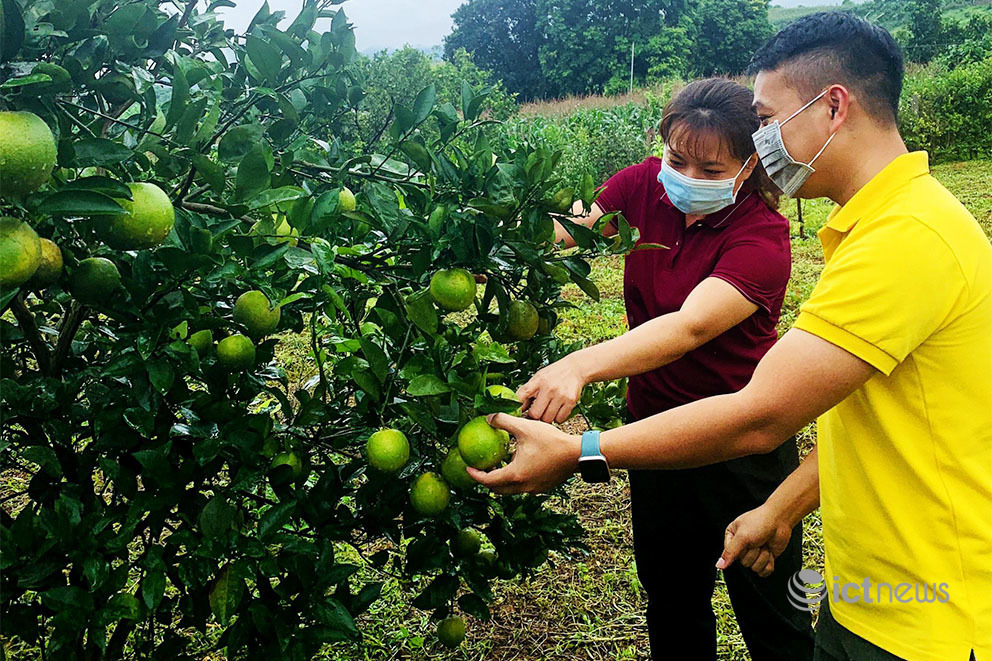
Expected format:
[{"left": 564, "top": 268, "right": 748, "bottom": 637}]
[{"left": 769, "top": 0, "right": 992, "bottom": 29}]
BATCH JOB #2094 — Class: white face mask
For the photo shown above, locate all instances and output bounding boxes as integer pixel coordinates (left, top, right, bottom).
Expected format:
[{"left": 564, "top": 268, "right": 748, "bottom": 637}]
[
  {"left": 751, "top": 88, "right": 837, "bottom": 197},
  {"left": 658, "top": 147, "right": 751, "bottom": 216}
]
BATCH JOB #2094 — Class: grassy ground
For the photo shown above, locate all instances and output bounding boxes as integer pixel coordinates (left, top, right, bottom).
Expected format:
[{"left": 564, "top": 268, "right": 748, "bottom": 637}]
[{"left": 316, "top": 158, "right": 991, "bottom": 661}]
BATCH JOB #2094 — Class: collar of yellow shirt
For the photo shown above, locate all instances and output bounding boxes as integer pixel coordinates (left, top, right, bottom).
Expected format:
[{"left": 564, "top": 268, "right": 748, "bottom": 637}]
[{"left": 822, "top": 151, "right": 931, "bottom": 235}]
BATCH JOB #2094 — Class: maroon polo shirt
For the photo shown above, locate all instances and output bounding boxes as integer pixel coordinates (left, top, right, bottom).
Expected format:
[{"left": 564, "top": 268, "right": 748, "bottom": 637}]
[{"left": 596, "top": 156, "right": 792, "bottom": 420}]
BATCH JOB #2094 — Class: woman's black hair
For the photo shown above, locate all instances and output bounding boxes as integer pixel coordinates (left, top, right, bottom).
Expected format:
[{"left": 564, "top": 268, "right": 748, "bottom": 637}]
[{"left": 660, "top": 78, "right": 781, "bottom": 210}]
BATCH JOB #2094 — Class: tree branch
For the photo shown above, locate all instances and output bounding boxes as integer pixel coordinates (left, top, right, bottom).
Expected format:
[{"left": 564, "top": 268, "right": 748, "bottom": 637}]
[
  {"left": 52, "top": 302, "right": 86, "bottom": 376},
  {"left": 10, "top": 294, "right": 52, "bottom": 374}
]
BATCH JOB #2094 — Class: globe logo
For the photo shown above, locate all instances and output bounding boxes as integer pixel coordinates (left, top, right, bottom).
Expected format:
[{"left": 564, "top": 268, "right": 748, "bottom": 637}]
[{"left": 788, "top": 569, "right": 827, "bottom": 611}]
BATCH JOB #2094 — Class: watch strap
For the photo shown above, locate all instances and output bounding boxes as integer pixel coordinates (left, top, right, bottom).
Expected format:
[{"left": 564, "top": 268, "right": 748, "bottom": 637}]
[{"left": 581, "top": 430, "right": 601, "bottom": 458}]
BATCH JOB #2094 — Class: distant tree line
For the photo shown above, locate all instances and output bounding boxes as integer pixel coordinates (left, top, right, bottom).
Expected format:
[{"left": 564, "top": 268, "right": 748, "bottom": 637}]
[{"left": 443, "top": 0, "right": 773, "bottom": 101}]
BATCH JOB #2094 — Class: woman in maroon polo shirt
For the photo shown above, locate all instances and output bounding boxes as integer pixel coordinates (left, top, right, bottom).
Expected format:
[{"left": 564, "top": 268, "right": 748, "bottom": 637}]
[{"left": 517, "top": 79, "right": 814, "bottom": 660}]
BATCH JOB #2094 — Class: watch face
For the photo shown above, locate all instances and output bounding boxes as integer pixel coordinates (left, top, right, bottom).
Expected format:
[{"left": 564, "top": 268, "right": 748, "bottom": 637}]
[{"left": 579, "top": 457, "right": 610, "bottom": 483}]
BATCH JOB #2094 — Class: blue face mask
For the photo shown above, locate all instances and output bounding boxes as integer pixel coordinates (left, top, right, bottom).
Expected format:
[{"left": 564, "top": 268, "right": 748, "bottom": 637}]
[{"left": 657, "top": 148, "right": 751, "bottom": 216}]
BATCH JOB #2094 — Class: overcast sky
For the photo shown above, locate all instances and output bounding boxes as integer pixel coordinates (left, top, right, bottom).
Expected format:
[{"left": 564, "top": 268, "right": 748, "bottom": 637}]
[{"left": 217, "top": 0, "right": 466, "bottom": 52}]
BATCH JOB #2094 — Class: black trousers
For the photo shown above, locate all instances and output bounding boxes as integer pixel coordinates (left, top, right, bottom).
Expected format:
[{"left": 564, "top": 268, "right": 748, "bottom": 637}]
[
  {"left": 813, "top": 599, "right": 978, "bottom": 661},
  {"left": 628, "top": 435, "right": 814, "bottom": 661}
]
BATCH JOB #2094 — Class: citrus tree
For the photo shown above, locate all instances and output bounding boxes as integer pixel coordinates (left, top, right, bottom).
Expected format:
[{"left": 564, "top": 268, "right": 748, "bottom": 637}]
[{"left": 0, "top": 0, "right": 637, "bottom": 658}]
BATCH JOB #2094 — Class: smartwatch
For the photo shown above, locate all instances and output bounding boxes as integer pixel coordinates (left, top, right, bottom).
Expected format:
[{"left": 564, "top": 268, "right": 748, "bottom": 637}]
[{"left": 578, "top": 430, "right": 611, "bottom": 483}]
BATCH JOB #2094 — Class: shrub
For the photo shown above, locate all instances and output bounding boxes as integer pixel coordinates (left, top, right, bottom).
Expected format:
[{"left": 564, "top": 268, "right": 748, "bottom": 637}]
[{"left": 900, "top": 57, "right": 992, "bottom": 162}]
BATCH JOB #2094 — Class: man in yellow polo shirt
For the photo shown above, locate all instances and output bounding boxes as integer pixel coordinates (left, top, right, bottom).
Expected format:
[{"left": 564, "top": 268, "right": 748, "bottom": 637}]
[{"left": 466, "top": 12, "right": 991, "bottom": 661}]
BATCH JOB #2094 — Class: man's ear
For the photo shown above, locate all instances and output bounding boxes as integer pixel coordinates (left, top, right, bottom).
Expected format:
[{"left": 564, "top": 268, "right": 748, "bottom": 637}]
[{"left": 826, "top": 84, "right": 851, "bottom": 131}]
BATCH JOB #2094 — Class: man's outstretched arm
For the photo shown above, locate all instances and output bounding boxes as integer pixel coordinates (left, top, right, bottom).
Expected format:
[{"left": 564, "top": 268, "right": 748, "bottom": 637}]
[{"left": 469, "top": 327, "right": 874, "bottom": 494}]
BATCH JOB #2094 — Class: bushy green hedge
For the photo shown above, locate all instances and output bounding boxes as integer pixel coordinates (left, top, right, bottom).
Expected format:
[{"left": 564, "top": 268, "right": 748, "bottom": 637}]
[{"left": 900, "top": 57, "right": 992, "bottom": 162}]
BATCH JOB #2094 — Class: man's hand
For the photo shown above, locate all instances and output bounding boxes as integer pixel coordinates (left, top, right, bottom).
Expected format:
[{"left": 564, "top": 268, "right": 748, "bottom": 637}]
[
  {"left": 716, "top": 504, "right": 795, "bottom": 577},
  {"left": 516, "top": 355, "right": 587, "bottom": 424},
  {"left": 466, "top": 413, "right": 581, "bottom": 495}
]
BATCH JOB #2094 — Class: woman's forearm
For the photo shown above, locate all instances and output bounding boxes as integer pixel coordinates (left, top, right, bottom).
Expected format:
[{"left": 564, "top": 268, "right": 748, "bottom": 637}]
[{"left": 572, "top": 311, "right": 697, "bottom": 384}]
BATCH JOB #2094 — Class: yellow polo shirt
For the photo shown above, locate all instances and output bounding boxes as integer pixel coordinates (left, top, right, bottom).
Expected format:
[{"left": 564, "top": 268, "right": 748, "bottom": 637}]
[{"left": 793, "top": 152, "right": 992, "bottom": 661}]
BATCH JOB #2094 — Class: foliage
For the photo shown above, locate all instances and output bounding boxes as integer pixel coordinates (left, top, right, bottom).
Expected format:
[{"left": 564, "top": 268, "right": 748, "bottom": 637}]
[
  {"left": 503, "top": 92, "right": 672, "bottom": 189},
  {"left": 0, "top": 0, "right": 639, "bottom": 658},
  {"left": 904, "top": 0, "right": 947, "bottom": 63},
  {"left": 900, "top": 56, "right": 992, "bottom": 162},
  {"left": 445, "top": 0, "right": 767, "bottom": 100},
  {"left": 348, "top": 46, "right": 517, "bottom": 153},
  {"left": 444, "top": 0, "right": 548, "bottom": 102},
  {"left": 692, "top": 0, "right": 773, "bottom": 76}
]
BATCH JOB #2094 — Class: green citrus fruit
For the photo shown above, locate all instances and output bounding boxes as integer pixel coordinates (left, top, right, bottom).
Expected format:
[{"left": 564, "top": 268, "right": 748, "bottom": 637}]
[
  {"left": 429, "top": 268, "right": 476, "bottom": 311},
  {"left": 251, "top": 214, "right": 298, "bottom": 246},
  {"left": 507, "top": 300, "right": 539, "bottom": 341},
  {"left": 551, "top": 187, "right": 574, "bottom": 213},
  {"left": 26, "top": 238, "right": 63, "bottom": 288},
  {"left": 216, "top": 334, "right": 255, "bottom": 371},
  {"left": 441, "top": 447, "right": 477, "bottom": 490},
  {"left": 189, "top": 227, "right": 213, "bottom": 254},
  {"left": 0, "top": 218, "right": 41, "bottom": 287},
  {"left": 187, "top": 329, "right": 213, "bottom": 356},
  {"left": 487, "top": 384, "right": 522, "bottom": 415},
  {"left": 70, "top": 257, "right": 121, "bottom": 304},
  {"left": 409, "top": 472, "right": 450, "bottom": 516},
  {"left": 102, "top": 182, "right": 175, "bottom": 250},
  {"left": 457, "top": 416, "right": 509, "bottom": 470},
  {"left": 31, "top": 63, "right": 71, "bottom": 90},
  {"left": 270, "top": 451, "right": 305, "bottom": 484},
  {"left": 436, "top": 616, "right": 466, "bottom": 649},
  {"left": 96, "top": 72, "right": 135, "bottom": 105},
  {"left": 451, "top": 529, "right": 482, "bottom": 557},
  {"left": 0, "top": 111, "right": 57, "bottom": 199},
  {"left": 365, "top": 428, "right": 410, "bottom": 473},
  {"left": 478, "top": 550, "right": 497, "bottom": 567},
  {"left": 339, "top": 186, "right": 356, "bottom": 213},
  {"left": 232, "top": 290, "right": 281, "bottom": 338}
]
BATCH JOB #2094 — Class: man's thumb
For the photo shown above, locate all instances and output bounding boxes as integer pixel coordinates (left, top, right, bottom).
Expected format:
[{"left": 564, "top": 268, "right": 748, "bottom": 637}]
[
  {"left": 486, "top": 411, "right": 524, "bottom": 437},
  {"left": 716, "top": 527, "right": 742, "bottom": 570}
]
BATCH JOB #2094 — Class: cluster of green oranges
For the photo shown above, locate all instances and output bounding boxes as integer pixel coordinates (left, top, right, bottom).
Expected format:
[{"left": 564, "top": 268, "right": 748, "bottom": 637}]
[
  {"left": 428, "top": 267, "right": 546, "bottom": 341},
  {"left": 0, "top": 111, "right": 175, "bottom": 300},
  {"left": 363, "top": 385, "right": 521, "bottom": 648}
]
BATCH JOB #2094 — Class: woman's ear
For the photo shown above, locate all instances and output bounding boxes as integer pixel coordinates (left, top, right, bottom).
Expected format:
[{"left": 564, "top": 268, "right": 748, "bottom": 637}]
[{"left": 743, "top": 153, "right": 759, "bottom": 179}]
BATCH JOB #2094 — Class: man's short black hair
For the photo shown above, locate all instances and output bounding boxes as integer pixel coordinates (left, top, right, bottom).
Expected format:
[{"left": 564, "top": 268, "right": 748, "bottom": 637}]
[{"left": 748, "top": 12, "right": 904, "bottom": 124}]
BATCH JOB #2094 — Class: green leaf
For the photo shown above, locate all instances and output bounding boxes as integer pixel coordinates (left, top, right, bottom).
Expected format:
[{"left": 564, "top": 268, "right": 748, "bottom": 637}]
[
  {"left": 411, "top": 574, "right": 458, "bottom": 610},
  {"left": 208, "top": 564, "right": 244, "bottom": 626},
  {"left": 192, "top": 154, "right": 226, "bottom": 194},
  {"left": 404, "top": 290, "right": 438, "bottom": 336},
  {"left": 359, "top": 336, "right": 389, "bottom": 383},
  {"left": 199, "top": 497, "right": 238, "bottom": 539},
  {"left": 165, "top": 63, "right": 189, "bottom": 129},
  {"left": 399, "top": 140, "right": 432, "bottom": 173},
  {"left": 218, "top": 125, "right": 265, "bottom": 162},
  {"left": 71, "top": 138, "right": 133, "bottom": 168},
  {"left": 1, "top": 0, "right": 25, "bottom": 63},
  {"left": 0, "top": 73, "right": 52, "bottom": 88},
  {"left": 248, "top": 186, "right": 305, "bottom": 210},
  {"left": 63, "top": 176, "right": 133, "bottom": 199},
  {"left": 458, "top": 593, "right": 490, "bottom": 620},
  {"left": 412, "top": 83, "right": 436, "bottom": 126},
  {"left": 258, "top": 501, "right": 295, "bottom": 539},
  {"left": 314, "top": 598, "right": 359, "bottom": 641},
  {"left": 38, "top": 190, "right": 125, "bottom": 216},
  {"left": 406, "top": 374, "right": 450, "bottom": 396},
  {"left": 141, "top": 570, "right": 166, "bottom": 611},
  {"left": 234, "top": 145, "right": 271, "bottom": 203},
  {"left": 245, "top": 35, "right": 283, "bottom": 83},
  {"left": 145, "top": 361, "right": 173, "bottom": 394}
]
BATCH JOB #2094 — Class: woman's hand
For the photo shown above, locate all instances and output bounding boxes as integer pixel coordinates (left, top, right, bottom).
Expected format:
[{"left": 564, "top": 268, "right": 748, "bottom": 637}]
[
  {"left": 466, "top": 413, "right": 581, "bottom": 495},
  {"left": 715, "top": 503, "right": 796, "bottom": 577},
  {"left": 516, "top": 355, "right": 588, "bottom": 423}
]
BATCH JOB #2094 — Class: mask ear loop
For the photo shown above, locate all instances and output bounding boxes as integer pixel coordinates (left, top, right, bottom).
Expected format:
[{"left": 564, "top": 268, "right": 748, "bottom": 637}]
[{"left": 781, "top": 88, "right": 830, "bottom": 126}]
